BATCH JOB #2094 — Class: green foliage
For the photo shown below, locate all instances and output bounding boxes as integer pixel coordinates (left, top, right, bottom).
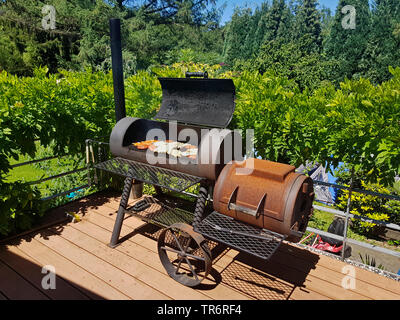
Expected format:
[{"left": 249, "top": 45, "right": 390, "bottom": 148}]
[
  {"left": 1, "top": 62, "right": 400, "bottom": 237},
  {"left": 233, "top": 66, "right": 400, "bottom": 185},
  {"left": 222, "top": 8, "right": 254, "bottom": 64},
  {"left": 233, "top": 70, "right": 309, "bottom": 165},
  {"left": 292, "top": 0, "right": 322, "bottom": 53},
  {"left": 253, "top": 39, "right": 341, "bottom": 90},
  {"left": 324, "top": 0, "right": 371, "bottom": 80},
  {"left": 0, "top": 67, "right": 115, "bottom": 236},
  {"left": 0, "top": 0, "right": 223, "bottom": 75},
  {"left": 320, "top": 68, "right": 400, "bottom": 184},
  {"left": 125, "top": 70, "right": 162, "bottom": 119},
  {"left": 359, "top": 253, "right": 385, "bottom": 270},
  {"left": 337, "top": 181, "right": 393, "bottom": 236},
  {"left": 0, "top": 181, "right": 45, "bottom": 236},
  {"left": 358, "top": 0, "right": 400, "bottom": 84}
]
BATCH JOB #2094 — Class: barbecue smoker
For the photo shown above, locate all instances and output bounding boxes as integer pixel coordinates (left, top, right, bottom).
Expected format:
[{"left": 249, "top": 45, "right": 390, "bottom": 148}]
[{"left": 95, "top": 20, "right": 314, "bottom": 288}]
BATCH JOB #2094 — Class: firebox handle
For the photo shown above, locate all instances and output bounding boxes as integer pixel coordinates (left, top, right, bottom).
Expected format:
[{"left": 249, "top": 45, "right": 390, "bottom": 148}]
[
  {"left": 227, "top": 186, "right": 267, "bottom": 219},
  {"left": 185, "top": 71, "right": 209, "bottom": 79}
]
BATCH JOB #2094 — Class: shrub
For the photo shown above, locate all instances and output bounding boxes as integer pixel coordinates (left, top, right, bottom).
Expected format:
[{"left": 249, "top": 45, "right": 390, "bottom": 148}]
[
  {"left": 337, "top": 181, "right": 397, "bottom": 236},
  {"left": 0, "top": 181, "right": 44, "bottom": 236},
  {"left": 1, "top": 63, "right": 400, "bottom": 237}
]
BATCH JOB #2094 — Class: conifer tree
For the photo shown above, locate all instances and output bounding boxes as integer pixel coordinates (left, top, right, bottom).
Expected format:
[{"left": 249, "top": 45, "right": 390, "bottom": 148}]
[
  {"left": 358, "top": 0, "right": 400, "bottom": 83},
  {"left": 292, "top": 0, "right": 322, "bottom": 53},
  {"left": 222, "top": 8, "right": 253, "bottom": 64},
  {"left": 324, "top": 0, "right": 371, "bottom": 80}
]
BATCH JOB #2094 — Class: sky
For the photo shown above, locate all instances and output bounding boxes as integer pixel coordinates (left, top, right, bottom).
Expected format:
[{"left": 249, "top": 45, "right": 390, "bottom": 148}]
[{"left": 217, "top": 0, "right": 340, "bottom": 25}]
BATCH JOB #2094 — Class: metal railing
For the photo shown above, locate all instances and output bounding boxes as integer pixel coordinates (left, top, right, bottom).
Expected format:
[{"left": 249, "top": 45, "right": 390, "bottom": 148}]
[
  {"left": 9, "top": 140, "right": 108, "bottom": 203},
  {"left": 310, "top": 180, "right": 400, "bottom": 262},
  {"left": 8, "top": 139, "right": 110, "bottom": 204}
]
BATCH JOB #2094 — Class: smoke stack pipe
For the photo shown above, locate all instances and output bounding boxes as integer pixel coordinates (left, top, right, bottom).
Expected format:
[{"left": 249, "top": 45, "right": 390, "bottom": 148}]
[{"left": 110, "top": 18, "right": 126, "bottom": 123}]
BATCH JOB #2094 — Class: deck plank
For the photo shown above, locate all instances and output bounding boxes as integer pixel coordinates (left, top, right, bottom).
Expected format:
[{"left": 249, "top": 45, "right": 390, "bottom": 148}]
[
  {"left": 86, "top": 206, "right": 335, "bottom": 300},
  {"left": 218, "top": 245, "right": 399, "bottom": 300},
  {"left": 32, "top": 229, "right": 171, "bottom": 300},
  {"left": 2, "top": 192, "right": 399, "bottom": 301},
  {"left": 278, "top": 243, "right": 400, "bottom": 295},
  {"left": 86, "top": 203, "right": 400, "bottom": 300},
  {"left": 213, "top": 249, "right": 371, "bottom": 300},
  {"left": 0, "top": 246, "right": 90, "bottom": 300},
  {"left": 56, "top": 223, "right": 211, "bottom": 301},
  {"left": 270, "top": 248, "right": 400, "bottom": 299},
  {"left": 78, "top": 213, "right": 253, "bottom": 300},
  {"left": 0, "top": 259, "right": 49, "bottom": 300},
  {"left": 13, "top": 237, "right": 130, "bottom": 300}
]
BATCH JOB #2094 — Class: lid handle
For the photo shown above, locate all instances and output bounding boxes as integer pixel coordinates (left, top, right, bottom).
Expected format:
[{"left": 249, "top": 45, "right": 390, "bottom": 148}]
[
  {"left": 185, "top": 71, "right": 209, "bottom": 79},
  {"left": 227, "top": 186, "right": 266, "bottom": 219}
]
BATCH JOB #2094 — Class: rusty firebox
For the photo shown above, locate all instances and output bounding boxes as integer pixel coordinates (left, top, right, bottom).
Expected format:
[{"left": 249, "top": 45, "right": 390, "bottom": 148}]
[{"left": 213, "top": 158, "right": 315, "bottom": 242}]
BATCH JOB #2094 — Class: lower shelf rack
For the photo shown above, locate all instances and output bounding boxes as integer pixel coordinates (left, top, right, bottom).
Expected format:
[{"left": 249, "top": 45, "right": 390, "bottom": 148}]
[
  {"left": 125, "top": 197, "right": 194, "bottom": 229},
  {"left": 94, "top": 157, "right": 204, "bottom": 193},
  {"left": 194, "top": 211, "right": 286, "bottom": 261}
]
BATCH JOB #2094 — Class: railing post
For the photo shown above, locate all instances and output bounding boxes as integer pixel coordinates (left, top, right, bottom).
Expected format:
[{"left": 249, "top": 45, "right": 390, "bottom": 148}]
[
  {"left": 341, "top": 167, "right": 355, "bottom": 261},
  {"left": 85, "top": 139, "right": 92, "bottom": 187}
]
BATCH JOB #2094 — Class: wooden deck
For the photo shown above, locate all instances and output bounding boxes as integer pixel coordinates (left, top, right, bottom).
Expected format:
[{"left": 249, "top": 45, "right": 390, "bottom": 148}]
[{"left": 1, "top": 191, "right": 399, "bottom": 300}]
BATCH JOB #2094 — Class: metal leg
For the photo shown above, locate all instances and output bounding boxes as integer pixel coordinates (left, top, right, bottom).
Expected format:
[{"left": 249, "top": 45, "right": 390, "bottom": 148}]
[
  {"left": 192, "top": 183, "right": 209, "bottom": 230},
  {"left": 109, "top": 168, "right": 134, "bottom": 248}
]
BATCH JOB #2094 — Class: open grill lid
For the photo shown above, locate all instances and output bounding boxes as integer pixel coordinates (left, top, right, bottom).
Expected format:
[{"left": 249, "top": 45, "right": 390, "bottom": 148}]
[{"left": 155, "top": 72, "right": 236, "bottom": 128}]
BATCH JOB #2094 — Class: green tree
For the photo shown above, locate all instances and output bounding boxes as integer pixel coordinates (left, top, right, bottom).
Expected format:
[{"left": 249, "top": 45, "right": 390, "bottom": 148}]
[
  {"left": 358, "top": 0, "right": 400, "bottom": 83},
  {"left": 222, "top": 8, "right": 253, "bottom": 64},
  {"left": 292, "top": 0, "right": 323, "bottom": 53},
  {"left": 254, "top": 39, "right": 340, "bottom": 90},
  {"left": 0, "top": 0, "right": 222, "bottom": 74},
  {"left": 244, "top": 4, "right": 267, "bottom": 59},
  {"left": 324, "top": 0, "right": 371, "bottom": 81}
]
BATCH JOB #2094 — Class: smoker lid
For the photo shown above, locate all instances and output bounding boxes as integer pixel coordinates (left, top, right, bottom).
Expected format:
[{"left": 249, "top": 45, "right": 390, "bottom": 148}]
[{"left": 155, "top": 77, "right": 236, "bottom": 128}]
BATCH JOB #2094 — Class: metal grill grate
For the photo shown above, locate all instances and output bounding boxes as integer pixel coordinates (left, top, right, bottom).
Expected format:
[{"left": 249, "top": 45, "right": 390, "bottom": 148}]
[
  {"left": 194, "top": 212, "right": 286, "bottom": 261},
  {"left": 95, "top": 157, "right": 204, "bottom": 193},
  {"left": 126, "top": 199, "right": 194, "bottom": 228}
]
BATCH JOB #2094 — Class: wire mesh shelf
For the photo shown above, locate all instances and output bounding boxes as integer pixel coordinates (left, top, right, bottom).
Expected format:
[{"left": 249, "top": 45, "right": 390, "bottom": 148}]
[
  {"left": 95, "top": 157, "right": 204, "bottom": 193},
  {"left": 125, "top": 197, "right": 194, "bottom": 228},
  {"left": 194, "top": 211, "right": 286, "bottom": 261}
]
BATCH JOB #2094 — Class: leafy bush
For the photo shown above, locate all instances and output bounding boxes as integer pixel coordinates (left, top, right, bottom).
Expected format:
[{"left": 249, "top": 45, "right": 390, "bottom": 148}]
[
  {"left": 232, "top": 66, "right": 400, "bottom": 185},
  {"left": 0, "top": 67, "right": 115, "bottom": 236},
  {"left": 0, "top": 181, "right": 44, "bottom": 236},
  {"left": 337, "top": 181, "right": 398, "bottom": 236},
  {"left": 1, "top": 63, "right": 400, "bottom": 237},
  {"left": 317, "top": 68, "right": 400, "bottom": 186}
]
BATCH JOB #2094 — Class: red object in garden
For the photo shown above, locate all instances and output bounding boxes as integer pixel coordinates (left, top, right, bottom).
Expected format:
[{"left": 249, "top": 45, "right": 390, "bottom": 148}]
[{"left": 312, "top": 236, "right": 343, "bottom": 254}]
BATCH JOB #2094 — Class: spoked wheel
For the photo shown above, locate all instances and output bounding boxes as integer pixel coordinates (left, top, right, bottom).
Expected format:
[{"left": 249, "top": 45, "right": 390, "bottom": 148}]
[{"left": 158, "top": 223, "right": 212, "bottom": 287}]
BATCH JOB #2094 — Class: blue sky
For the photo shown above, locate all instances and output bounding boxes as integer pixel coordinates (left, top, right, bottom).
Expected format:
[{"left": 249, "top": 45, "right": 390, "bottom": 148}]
[{"left": 217, "top": 0, "right": 339, "bottom": 24}]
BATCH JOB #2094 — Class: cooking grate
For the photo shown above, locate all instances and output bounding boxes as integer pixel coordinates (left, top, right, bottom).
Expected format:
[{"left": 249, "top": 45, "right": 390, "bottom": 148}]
[
  {"left": 194, "top": 211, "right": 286, "bottom": 261},
  {"left": 95, "top": 157, "right": 204, "bottom": 193}
]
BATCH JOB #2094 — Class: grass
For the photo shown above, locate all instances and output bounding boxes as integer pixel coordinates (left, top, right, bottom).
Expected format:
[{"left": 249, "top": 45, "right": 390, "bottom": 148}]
[
  {"left": 5, "top": 154, "right": 60, "bottom": 196},
  {"left": 5, "top": 143, "right": 93, "bottom": 205},
  {"left": 394, "top": 181, "right": 400, "bottom": 194}
]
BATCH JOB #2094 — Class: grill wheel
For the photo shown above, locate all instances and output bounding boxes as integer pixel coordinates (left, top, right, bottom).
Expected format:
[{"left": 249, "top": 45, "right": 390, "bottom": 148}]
[{"left": 157, "top": 223, "right": 212, "bottom": 287}]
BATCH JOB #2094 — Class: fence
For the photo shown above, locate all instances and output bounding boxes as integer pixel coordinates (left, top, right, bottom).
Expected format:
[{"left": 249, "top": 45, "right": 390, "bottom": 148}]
[
  {"left": 310, "top": 180, "right": 400, "bottom": 261},
  {"left": 8, "top": 139, "right": 109, "bottom": 203}
]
